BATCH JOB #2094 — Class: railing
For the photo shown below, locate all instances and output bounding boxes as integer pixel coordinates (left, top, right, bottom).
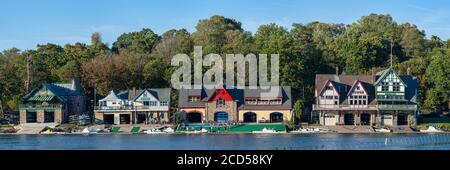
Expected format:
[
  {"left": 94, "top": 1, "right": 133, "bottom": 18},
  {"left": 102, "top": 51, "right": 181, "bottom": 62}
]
[
  {"left": 19, "top": 104, "right": 63, "bottom": 110},
  {"left": 94, "top": 105, "right": 169, "bottom": 111},
  {"left": 377, "top": 104, "right": 417, "bottom": 110},
  {"left": 312, "top": 104, "right": 417, "bottom": 111}
]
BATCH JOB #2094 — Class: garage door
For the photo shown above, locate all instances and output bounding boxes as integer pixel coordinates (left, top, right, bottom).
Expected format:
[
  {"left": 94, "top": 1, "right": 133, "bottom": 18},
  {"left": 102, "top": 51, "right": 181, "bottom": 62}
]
[
  {"left": 324, "top": 115, "right": 336, "bottom": 126},
  {"left": 381, "top": 115, "right": 393, "bottom": 126}
]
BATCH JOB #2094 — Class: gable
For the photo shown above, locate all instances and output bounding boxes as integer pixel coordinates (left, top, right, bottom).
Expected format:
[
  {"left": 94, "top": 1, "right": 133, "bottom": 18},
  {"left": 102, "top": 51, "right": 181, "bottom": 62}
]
[
  {"left": 348, "top": 81, "right": 368, "bottom": 96},
  {"left": 375, "top": 68, "right": 407, "bottom": 87},
  {"left": 209, "top": 88, "right": 234, "bottom": 101},
  {"left": 136, "top": 90, "right": 158, "bottom": 102},
  {"left": 319, "top": 80, "right": 340, "bottom": 96}
]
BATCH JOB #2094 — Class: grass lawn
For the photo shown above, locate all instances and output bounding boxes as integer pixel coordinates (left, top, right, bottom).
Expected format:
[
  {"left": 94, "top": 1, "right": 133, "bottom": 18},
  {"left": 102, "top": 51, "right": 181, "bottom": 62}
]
[{"left": 417, "top": 117, "right": 450, "bottom": 130}]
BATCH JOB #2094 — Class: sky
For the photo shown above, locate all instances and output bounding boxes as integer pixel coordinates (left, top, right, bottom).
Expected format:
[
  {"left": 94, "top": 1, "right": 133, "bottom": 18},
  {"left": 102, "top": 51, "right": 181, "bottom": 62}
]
[{"left": 1, "top": 0, "right": 450, "bottom": 51}]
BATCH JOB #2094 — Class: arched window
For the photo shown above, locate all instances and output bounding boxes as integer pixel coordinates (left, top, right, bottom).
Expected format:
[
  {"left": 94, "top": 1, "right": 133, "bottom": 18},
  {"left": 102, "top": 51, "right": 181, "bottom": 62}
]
[{"left": 217, "top": 97, "right": 224, "bottom": 108}]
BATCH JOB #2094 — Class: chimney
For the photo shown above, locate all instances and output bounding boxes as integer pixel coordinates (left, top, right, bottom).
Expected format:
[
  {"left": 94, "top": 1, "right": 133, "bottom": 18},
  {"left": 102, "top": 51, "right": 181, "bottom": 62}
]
[
  {"left": 132, "top": 87, "right": 137, "bottom": 96},
  {"left": 407, "top": 67, "right": 411, "bottom": 75},
  {"left": 335, "top": 66, "right": 339, "bottom": 75},
  {"left": 371, "top": 67, "right": 375, "bottom": 83}
]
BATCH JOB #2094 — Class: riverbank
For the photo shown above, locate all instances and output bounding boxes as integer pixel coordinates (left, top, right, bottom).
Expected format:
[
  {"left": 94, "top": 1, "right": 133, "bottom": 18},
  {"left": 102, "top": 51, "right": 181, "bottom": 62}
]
[{"left": 2, "top": 122, "right": 449, "bottom": 135}]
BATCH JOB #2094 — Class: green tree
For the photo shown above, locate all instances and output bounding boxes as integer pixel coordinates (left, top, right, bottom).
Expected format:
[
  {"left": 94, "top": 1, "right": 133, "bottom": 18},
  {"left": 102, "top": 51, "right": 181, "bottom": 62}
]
[
  {"left": 112, "top": 28, "right": 160, "bottom": 54},
  {"left": 424, "top": 51, "right": 450, "bottom": 111}
]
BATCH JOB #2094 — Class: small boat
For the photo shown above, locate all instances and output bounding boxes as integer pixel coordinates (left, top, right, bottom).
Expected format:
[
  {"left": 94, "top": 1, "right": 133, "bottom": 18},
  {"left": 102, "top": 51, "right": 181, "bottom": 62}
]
[
  {"left": 200, "top": 128, "right": 208, "bottom": 133},
  {"left": 374, "top": 128, "right": 391, "bottom": 133},
  {"left": 145, "top": 129, "right": 165, "bottom": 134},
  {"left": 290, "top": 127, "right": 324, "bottom": 133},
  {"left": 420, "top": 126, "right": 443, "bottom": 133},
  {"left": 163, "top": 127, "right": 175, "bottom": 133},
  {"left": 81, "top": 128, "right": 90, "bottom": 133},
  {"left": 252, "top": 128, "right": 279, "bottom": 134}
]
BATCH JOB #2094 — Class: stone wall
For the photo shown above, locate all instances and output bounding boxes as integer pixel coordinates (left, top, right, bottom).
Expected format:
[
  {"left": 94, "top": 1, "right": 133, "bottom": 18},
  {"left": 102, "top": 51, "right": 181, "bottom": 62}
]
[
  {"left": 205, "top": 101, "right": 237, "bottom": 122},
  {"left": 19, "top": 109, "right": 26, "bottom": 124},
  {"left": 37, "top": 110, "right": 44, "bottom": 123}
]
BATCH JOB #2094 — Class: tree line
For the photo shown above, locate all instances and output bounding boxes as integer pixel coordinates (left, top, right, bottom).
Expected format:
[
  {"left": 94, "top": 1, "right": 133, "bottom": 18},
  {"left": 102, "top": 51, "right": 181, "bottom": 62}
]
[{"left": 0, "top": 14, "right": 449, "bottom": 120}]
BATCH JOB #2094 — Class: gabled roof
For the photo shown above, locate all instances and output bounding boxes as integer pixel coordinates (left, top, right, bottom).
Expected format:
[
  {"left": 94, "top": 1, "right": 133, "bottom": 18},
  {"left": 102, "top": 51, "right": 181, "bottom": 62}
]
[
  {"left": 347, "top": 80, "right": 369, "bottom": 96},
  {"left": 100, "top": 90, "right": 122, "bottom": 101},
  {"left": 178, "top": 86, "right": 292, "bottom": 110},
  {"left": 116, "top": 88, "right": 171, "bottom": 102},
  {"left": 319, "top": 80, "right": 340, "bottom": 96},
  {"left": 374, "top": 67, "right": 407, "bottom": 87},
  {"left": 23, "top": 79, "right": 84, "bottom": 103}
]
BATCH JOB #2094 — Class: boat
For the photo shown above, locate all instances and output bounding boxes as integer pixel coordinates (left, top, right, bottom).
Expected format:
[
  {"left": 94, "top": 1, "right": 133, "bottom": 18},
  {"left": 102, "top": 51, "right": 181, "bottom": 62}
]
[
  {"left": 252, "top": 128, "right": 279, "bottom": 134},
  {"left": 145, "top": 128, "right": 165, "bottom": 134},
  {"left": 290, "top": 128, "right": 323, "bottom": 133},
  {"left": 374, "top": 128, "right": 391, "bottom": 133},
  {"left": 81, "top": 128, "right": 90, "bottom": 133},
  {"left": 163, "top": 127, "right": 175, "bottom": 133},
  {"left": 200, "top": 128, "right": 208, "bottom": 133},
  {"left": 420, "top": 126, "right": 443, "bottom": 133}
]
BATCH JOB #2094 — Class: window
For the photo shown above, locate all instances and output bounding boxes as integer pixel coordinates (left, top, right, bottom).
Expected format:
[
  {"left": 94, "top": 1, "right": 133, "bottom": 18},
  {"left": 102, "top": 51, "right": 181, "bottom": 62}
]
[
  {"left": 143, "top": 101, "right": 150, "bottom": 106},
  {"left": 382, "top": 82, "right": 389, "bottom": 91},
  {"left": 393, "top": 82, "right": 400, "bottom": 91},
  {"left": 149, "top": 101, "right": 157, "bottom": 106},
  {"left": 217, "top": 97, "right": 224, "bottom": 108},
  {"left": 188, "top": 96, "right": 200, "bottom": 102}
]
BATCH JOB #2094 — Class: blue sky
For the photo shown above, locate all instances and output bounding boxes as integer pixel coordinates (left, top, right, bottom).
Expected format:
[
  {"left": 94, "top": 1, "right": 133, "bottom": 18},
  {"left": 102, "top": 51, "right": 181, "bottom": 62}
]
[{"left": 1, "top": 0, "right": 450, "bottom": 51}]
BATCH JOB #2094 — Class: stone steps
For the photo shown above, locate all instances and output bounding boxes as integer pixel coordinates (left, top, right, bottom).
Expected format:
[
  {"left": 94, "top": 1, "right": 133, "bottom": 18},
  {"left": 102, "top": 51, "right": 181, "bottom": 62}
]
[{"left": 16, "top": 123, "right": 58, "bottom": 134}]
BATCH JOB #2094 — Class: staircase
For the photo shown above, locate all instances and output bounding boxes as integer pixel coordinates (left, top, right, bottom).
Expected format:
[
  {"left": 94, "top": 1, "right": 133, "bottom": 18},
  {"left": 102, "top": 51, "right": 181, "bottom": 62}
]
[{"left": 16, "top": 123, "right": 58, "bottom": 134}]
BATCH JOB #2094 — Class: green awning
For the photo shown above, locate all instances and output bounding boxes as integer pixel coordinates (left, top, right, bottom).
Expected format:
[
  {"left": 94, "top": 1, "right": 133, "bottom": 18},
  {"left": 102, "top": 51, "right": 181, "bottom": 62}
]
[{"left": 28, "top": 95, "right": 55, "bottom": 101}]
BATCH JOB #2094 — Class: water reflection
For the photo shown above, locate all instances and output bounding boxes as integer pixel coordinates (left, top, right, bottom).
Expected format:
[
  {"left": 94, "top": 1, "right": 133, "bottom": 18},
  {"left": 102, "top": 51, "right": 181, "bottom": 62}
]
[{"left": 0, "top": 133, "right": 449, "bottom": 150}]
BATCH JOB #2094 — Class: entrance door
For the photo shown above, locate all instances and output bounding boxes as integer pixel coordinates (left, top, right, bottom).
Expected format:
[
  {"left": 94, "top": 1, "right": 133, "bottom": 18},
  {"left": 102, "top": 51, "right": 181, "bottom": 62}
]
[
  {"left": 44, "top": 111, "right": 55, "bottom": 123},
  {"left": 120, "top": 114, "right": 130, "bottom": 124},
  {"left": 137, "top": 113, "right": 146, "bottom": 124},
  {"left": 243, "top": 112, "right": 257, "bottom": 123},
  {"left": 360, "top": 113, "right": 371, "bottom": 125},
  {"left": 397, "top": 114, "right": 408, "bottom": 126},
  {"left": 187, "top": 112, "right": 202, "bottom": 123},
  {"left": 344, "top": 113, "right": 355, "bottom": 125},
  {"left": 381, "top": 114, "right": 393, "bottom": 126},
  {"left": 26, "top": 111, "right": 37, "bottom": 123},
  {"left": 214, "top": 112, "right": 228, "bottom": 123},
  {"left": 270, "top": 112, "right": 283, "bottom": 123},
  {"left": 103, "top": 114, "right": 114, "bottom": 124},
  {"left": 324, "top": 114, "right": 336, "bottom": 126}
]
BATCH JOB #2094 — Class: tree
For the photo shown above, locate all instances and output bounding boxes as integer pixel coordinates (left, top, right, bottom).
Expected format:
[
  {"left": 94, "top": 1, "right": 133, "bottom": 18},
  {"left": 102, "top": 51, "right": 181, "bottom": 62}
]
[
  {"left": 112, "top": 28, "right": 160, "bottom": 54},
  {"left": 292, "top": 100, "right": 304, "bottom": 124},
  {"left": 425, "top": 51, "right": 450, "bottom": 111},
  {"left": 91, "top": 32, "right": 110, "bottom": 52},
  {"left": 192, "top": 15, "right": 243, "bottom": 54}
]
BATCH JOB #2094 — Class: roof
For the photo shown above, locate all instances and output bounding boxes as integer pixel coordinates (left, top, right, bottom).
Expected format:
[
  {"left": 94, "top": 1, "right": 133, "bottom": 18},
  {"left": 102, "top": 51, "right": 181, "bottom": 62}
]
[
  {"left": 315, "top": 69, "right": 419, "bottom": 105},
  {"left": 315, "top": 74, "right": 376, "bottom": 105},
  {"left": 374, "top": 67, "right": 407, "bottom": 87},
  {"left": 178, "top": 86, "right": 292, "bottom": 110},
  {"left": 114, "top": 88, "right": 171, "bottom": 102},
  {"left": 23, "top": 79, "right": 84, "bottom": 103},
  {"left": 100, "top": 91, "right": 122, "bottom": 101}
]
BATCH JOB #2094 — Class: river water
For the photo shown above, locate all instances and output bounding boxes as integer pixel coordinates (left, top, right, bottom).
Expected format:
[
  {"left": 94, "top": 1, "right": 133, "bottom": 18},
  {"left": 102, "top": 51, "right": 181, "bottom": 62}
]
[{"left": 1, "top": 133, "right": 450, "bottom": 150}]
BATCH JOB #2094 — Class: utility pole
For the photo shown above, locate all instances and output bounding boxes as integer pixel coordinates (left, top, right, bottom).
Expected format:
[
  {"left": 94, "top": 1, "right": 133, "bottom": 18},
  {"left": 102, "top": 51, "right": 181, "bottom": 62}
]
[
  {"left": 25, "top": 55, "right": 32, "bottom": 92},
  {"left": 0, "top": 100, "right": 4, "bottom": 118},
  {"left": 390, "top": 39, "right": 394, "bottom": 68}
]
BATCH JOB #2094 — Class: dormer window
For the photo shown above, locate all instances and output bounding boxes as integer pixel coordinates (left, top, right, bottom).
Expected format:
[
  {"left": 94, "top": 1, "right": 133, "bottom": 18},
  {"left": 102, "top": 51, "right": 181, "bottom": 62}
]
[{"left": 188, "top": 96, "right": 200, "bottom": 102}]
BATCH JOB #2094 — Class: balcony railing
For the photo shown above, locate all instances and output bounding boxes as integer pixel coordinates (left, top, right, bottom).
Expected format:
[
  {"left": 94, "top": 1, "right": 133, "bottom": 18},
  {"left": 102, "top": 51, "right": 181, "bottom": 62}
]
[
  {"left": 19, "top": 104, "right": 63, "bottom": 110},
  {"left": 94, "top": 105, "right": 169, "bottom": 111},
  {"left": 312, "top": 104, "right": 417, "bottom": 111}
]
